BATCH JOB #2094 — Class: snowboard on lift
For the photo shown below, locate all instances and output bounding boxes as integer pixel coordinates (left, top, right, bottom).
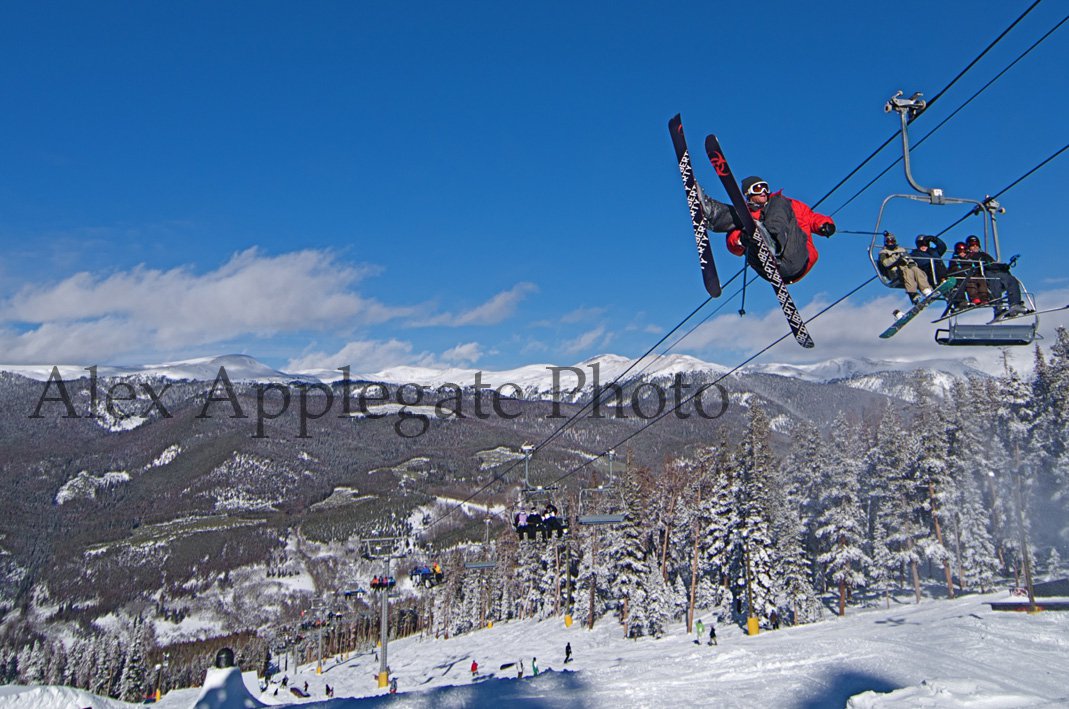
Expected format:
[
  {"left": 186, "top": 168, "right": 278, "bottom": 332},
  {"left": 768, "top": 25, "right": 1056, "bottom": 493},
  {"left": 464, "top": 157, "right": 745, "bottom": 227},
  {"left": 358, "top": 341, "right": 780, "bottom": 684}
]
[{"left": 880, "top": 277, "right": 959, "bottom": 339}]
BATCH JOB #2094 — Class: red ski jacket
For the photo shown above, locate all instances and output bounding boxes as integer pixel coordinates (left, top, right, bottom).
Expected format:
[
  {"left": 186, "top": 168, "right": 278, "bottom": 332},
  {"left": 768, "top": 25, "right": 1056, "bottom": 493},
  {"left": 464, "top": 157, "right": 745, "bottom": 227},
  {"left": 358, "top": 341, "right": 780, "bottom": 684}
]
[{"left": 726, "top": 191, "right": 833, "bottom": 283}]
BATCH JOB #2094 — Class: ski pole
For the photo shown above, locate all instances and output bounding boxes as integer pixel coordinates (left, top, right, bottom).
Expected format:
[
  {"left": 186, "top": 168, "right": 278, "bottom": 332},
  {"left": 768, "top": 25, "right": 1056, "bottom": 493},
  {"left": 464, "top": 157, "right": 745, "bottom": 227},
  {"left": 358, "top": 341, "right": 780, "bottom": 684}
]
[{"left": 739, "top": 263, "right": 748, "bottom": 316}]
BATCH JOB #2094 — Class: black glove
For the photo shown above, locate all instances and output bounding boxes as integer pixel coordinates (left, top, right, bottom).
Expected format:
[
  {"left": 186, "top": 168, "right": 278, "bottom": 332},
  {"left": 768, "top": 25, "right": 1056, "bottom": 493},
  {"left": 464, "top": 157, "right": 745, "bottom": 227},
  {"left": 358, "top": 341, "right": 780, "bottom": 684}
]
[{"left": 816, "top": 222, "right": 835, "bottom": 237}]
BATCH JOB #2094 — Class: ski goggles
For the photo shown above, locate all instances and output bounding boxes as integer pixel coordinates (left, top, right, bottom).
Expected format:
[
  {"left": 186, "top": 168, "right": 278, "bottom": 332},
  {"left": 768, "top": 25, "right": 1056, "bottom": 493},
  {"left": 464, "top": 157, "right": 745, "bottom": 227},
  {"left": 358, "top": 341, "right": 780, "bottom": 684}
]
[{"left": 745, "top": 182, "right": 769, "bottom": 196}]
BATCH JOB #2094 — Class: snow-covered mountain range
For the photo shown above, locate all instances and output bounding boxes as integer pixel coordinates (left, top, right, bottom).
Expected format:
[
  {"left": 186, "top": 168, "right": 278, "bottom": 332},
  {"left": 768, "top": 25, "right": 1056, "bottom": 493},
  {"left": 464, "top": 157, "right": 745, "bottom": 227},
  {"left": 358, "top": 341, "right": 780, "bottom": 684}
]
[{"left": 0, "top": 352, "right": 988, "bottom": 395}]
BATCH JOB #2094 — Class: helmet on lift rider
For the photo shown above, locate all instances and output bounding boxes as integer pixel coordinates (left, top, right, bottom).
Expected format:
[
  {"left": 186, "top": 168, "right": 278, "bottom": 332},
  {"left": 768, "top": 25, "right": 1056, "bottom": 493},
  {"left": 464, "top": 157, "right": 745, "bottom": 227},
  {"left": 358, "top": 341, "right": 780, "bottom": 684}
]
[
  {"left": 915, "top": 234, "right": 932, "bottom": 247},
  {"left": 883, "top": 233, "right": 898, "bottom": 247},
  {"left": 966, "top": 235, "right": 981, "bottom": 248},
  {"left": 954, "top": 241, "right": 967, "bottom": 255}
]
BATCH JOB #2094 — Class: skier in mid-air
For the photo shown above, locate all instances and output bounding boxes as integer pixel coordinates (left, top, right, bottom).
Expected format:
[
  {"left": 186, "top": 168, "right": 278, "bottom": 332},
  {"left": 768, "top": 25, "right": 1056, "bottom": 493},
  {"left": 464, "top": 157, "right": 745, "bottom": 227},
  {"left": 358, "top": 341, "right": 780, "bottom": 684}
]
[{"left": 698, "top": 176, "right": 835, "bottom": 284}]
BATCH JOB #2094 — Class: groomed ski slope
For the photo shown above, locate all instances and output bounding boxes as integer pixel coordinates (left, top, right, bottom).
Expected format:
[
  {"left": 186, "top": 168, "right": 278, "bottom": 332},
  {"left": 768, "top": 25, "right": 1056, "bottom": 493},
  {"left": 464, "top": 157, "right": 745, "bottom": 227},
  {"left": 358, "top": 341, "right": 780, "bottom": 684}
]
[
  {"left": 5, "top": 591, "right": 1067, "bottom": 708},
  {"left": 240, "top": 592, "right": 1067, "bottom": 707}
]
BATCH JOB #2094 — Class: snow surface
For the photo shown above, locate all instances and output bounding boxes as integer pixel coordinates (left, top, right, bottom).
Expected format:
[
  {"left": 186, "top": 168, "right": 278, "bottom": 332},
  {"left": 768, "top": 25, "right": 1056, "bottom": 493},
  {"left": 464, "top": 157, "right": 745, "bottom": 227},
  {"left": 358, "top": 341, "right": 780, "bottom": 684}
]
[
  {"left": 192, "top": 668, "right": 264, "bottom": 709},
  {"left": 0, "top": 684, "right": 137, "bottom": 708},
  {"left": 152, "top": 610, "right": 227, "bottom": 645},
  {"left": 165, "top": 592, "right": 1069, "bottom": 708},
  {"left": 740, "top": 356, "right": 986, "bottom": 383},
  {"left": 11, "top": 592, "right": 1069, "bottom": 708},
  {"left": 53, "top": 470, "right": 130, "bottom": 505}
]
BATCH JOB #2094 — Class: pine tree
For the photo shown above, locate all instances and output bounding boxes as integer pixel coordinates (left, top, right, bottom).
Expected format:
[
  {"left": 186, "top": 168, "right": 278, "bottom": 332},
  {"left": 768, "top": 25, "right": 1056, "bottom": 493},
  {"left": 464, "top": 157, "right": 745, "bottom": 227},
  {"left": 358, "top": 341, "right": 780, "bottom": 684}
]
[
  {"left": 16, "top": 639, "right": 45, "bottom": 684},
  {"left": 816, "top": 414, "right": 869, "bottom": 615},
  {"left": 951, "top": 467, "right": 1000, "bottom": 591},
  {"left": 782, "top": 422, "right": 829, "bottom": 587},
  {"left": 1045, "top": 547, "right": 1062, "bottom": 581},
  {"left": 866, "top": 405, "right": 925, "bottom": 603},
  {"left": 699, "top": 457, "right": 738, "bottom": 618},
  {"left": 1034, "top": 329, "right": 1069, "bottom": 541},
  {"left": 610, "top": 467, "right": 654, "bottom": 637},
  {"left": 910, "top": 374, "right": 957, "bottom": 598},
  {"left": 118, "top": 616, "right": 149, "bottom": 702},
  {"left": 730, "top": 407, "right": 781, "bottom": 624},
  {"left": 994, "top": 358, "right": 1040, "bottom": 592},
  {"left": 943, "top": 384, "right": 1000, "bottom": 592}
]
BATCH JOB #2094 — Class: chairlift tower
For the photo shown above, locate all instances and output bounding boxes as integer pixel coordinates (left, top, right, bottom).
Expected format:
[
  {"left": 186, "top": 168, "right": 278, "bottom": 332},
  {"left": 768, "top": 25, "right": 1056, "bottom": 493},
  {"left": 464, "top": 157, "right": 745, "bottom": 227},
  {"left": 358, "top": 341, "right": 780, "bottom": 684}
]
[
  {"left": 359, "top": 536, "right": 406, "bottom": 689},
  {"left": 308, "top": 599, "right": 332, "bottom": 675}
]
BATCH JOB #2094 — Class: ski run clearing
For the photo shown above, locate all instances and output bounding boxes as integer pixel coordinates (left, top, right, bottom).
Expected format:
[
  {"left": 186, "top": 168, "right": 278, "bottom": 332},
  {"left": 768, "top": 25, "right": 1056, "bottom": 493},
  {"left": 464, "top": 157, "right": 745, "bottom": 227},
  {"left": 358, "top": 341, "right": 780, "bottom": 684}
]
[{"left": 3, "top": 591, "right": 1067, "bottom": 708}]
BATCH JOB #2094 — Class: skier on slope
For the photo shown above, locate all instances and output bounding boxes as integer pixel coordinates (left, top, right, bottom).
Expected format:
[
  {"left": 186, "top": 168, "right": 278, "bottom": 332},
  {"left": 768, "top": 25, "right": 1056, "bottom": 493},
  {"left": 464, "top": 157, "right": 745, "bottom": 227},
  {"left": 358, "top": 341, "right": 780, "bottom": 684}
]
[
  {"left": 698, "top": 176, "right": 835, "bottom": 283},
  {"left": 695, "top": 618, "right": 705, "bottom": 644}
]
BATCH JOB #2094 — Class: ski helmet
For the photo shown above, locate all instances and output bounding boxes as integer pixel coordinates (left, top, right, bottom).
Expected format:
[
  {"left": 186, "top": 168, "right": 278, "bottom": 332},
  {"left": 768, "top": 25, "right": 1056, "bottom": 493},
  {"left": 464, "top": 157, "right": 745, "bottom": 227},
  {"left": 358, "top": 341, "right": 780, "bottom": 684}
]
[
  {"left": 966, "top": 235, "right": 981, "bottom": 247},
  {"left": 954, "top": 241, "right": 967, "bottom": 254},
  {"left": 884, "top": 233, "right": 897, "bottom": 247}
]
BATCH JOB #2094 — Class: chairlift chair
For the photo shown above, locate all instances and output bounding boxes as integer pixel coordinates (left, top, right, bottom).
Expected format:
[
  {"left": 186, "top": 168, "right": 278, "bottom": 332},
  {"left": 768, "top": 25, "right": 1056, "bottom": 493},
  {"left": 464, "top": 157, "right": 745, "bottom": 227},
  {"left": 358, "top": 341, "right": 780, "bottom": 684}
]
[
  {"left": 870, "top": 91, "right": 1038, "bottom": 346},
  {"left": 513, "top": 443, "right": 568, "bottom": 541},
  {"left": 465, "top": 515, "right": 498, "bottom": 570},
  {"left": 577, "top": 451, "right": 625, "bottom": 526}
]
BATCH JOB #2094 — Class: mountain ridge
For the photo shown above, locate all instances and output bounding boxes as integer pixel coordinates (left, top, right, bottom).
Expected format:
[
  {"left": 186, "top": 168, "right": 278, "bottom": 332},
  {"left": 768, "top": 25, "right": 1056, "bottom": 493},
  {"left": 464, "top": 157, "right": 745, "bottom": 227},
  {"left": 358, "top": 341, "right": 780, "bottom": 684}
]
[{"left": 0, "top": 351, "right": 989, "bottom": 389}]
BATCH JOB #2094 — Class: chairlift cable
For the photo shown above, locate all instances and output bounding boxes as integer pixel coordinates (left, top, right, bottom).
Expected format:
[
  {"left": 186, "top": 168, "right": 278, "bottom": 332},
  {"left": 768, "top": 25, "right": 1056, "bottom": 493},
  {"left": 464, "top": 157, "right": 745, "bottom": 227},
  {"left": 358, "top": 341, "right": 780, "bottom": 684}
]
[
  {"left": 423, "top": 2, "right": 1046, "bottom": 531},
  {"left": 935, "top": 142, "right": 1069, "bottom": 237},
  {"left": 429, "top": 272, "right": 877, "bottom": 532},
  {"left": 811, "top": 0, "right": 1046, "bottom": 210},
  {"left": 543, "top": 276, "right": 880, "bottom": 489},
  {"left": 425, "top": 293, "right": 718, "bottom": 530},
  {"left": 425, "top": 266, "right": 753, "bottom": 531},
  {"left": 827, "top": 11, "right": 1069, "bottom": 217},
  {"left": 659, "top": 271, "right": 762, "bottom": 358}
]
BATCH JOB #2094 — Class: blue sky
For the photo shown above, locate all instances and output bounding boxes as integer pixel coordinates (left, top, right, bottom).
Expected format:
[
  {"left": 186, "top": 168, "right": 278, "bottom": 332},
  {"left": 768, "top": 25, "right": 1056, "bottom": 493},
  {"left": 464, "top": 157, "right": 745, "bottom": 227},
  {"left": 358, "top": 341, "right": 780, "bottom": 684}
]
[{"left": 1, "top": 1, "right": 1067, "bottom": 373}]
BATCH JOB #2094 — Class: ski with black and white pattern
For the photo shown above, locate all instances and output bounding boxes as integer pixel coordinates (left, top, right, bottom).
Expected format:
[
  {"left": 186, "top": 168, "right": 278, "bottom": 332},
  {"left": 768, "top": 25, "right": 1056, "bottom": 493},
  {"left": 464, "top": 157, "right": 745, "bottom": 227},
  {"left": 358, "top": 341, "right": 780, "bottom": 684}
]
[
  {"left": 704, "top": 134, "right": 814, "bottom": 348},
  {"left": 668, "top": 114, "right": 721, "bottom": 297}
]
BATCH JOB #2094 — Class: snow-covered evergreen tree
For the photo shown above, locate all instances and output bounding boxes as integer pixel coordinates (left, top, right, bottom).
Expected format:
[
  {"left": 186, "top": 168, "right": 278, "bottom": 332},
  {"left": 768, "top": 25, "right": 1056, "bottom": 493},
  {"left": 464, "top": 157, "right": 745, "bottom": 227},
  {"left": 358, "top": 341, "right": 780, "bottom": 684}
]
[
  {"left": 730, "top": 407, "right": 782, "bottom": 624},
  {"left": 782, "top": 422, "right": 829, "bottom": 588},
  {"left": 943, "top": 383, "right": 1001, "bottom": 592},
  {"left": 15, "top": 639, "right": 45, "bottom": 684},
  {"left": 910, "top": 374, "right": 957, "bottom": 598},
  {"left": 118, "top": 616, "right": 150, "bottom": 701},
  {"left": 866, "top": 405, "right": 926, "bottom": 603},
  {"left": 816, "top": 413, "right": 869, "bottom": 615},
  {"left": 610, "top": 467, "right": 654, "bottom": 637},
  {"left": 1044, "top": 547, "right": 1061, "bottom": 581}
]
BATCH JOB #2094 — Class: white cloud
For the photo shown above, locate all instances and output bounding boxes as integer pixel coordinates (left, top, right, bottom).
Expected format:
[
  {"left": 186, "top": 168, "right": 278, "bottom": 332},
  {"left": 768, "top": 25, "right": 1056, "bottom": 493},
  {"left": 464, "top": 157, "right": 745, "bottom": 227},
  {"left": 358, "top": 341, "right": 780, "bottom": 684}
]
[
  {"left": 562, "top": 325, "right": 612, "bottom": 355},
  {"left": 560, "top": 306, "right": 607, "bottom": 324},
  {"left": 440, "top": 342, "right": 483, "bottom": 365},
  {"left": 0, "top": 248, "right": 414, "bottom": 364},
  {"left": 680, "top": 286, "right": 1069, "bottom": 375},
  {"left": 286, "top": 339, "right": 488, "bottom": 374},
  {"left": 413, "top": 282, "right": 537, "bottom": 327},
  {"left": 0, "top": 318, "right": 146, "bottom": 364},
  {"left": 286, "top": 339, "right": 422, "bottom": 374}
]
